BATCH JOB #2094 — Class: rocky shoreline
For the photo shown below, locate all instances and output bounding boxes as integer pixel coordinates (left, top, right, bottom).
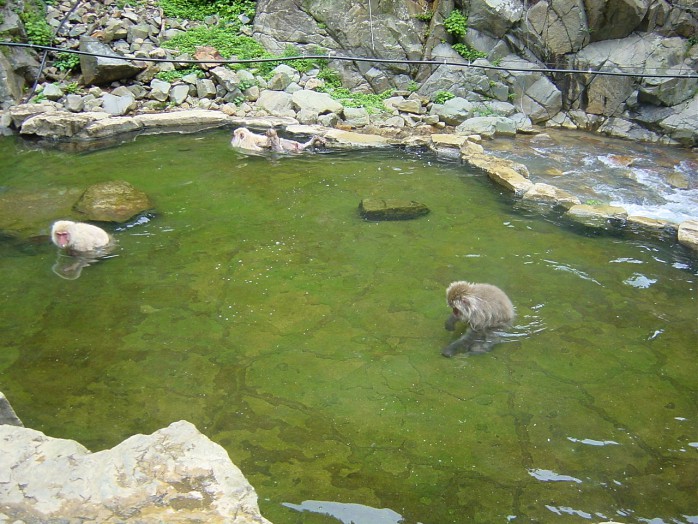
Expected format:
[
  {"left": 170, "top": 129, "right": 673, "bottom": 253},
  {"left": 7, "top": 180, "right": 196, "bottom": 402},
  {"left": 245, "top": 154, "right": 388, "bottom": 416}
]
[{"left": 5, "top": 101, "right": 698, "bottom": 252}]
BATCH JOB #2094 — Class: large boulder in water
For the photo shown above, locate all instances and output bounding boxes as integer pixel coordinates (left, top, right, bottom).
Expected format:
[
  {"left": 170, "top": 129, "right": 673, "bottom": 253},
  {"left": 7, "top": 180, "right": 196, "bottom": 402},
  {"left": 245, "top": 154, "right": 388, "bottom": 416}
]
[{"left": 74, "top": 180, "right": 152, "bottom": 222}]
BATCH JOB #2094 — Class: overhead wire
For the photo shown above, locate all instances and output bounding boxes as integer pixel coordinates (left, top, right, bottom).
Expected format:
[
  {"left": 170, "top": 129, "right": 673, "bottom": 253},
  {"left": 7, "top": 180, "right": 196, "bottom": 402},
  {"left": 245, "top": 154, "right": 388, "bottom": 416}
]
[{"left": 1, "top": 41, "right": 696, "bottom": 79}]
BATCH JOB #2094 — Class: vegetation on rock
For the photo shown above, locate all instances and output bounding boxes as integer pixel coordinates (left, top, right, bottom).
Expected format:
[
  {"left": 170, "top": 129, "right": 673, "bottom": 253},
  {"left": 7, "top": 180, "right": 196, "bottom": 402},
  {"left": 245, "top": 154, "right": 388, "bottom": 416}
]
[{"left": 159, "top": 0, "right": 255, "bottom": 22}]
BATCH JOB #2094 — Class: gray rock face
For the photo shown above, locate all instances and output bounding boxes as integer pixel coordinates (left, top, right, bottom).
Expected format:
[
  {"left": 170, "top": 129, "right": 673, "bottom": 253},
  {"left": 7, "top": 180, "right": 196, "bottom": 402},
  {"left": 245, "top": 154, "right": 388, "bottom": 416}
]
[
  {"left": 0, "top": 419, "right": 272, "bottom": 523},
  {"left": 522, "top": 0, "right": 590, "bottom": 55},
  {"left": 79, "top": 36, "right": 145, "bottom": 85},
  {"left": 253, "top": 0, "right": 424, "bottom": 90}
]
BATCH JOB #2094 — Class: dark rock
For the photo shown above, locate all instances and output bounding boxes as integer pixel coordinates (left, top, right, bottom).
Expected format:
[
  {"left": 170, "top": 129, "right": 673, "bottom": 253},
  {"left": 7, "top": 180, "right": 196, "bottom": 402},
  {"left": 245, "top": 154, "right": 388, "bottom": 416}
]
[
  {"left": 74, "top": 180, "right": 152, "bottom": 222},
  {"left": 0, "top": 392, "right": 23, "bottom": 427},
  {"left": 79, "top": 36, "right": 145, "bottom": 85},
  {"left": 359, "top": 198, "right": 430, "bottom": 221}
]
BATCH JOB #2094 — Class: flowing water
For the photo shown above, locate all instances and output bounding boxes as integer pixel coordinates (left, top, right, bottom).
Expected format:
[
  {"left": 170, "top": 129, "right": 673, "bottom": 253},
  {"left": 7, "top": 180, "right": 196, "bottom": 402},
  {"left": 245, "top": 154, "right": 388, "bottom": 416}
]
[
  {"left": 0, "top": 130, "right": 696, "bottom": 524},
  {"left": 489, "top": 130, "right": 698, "bottom": 225}
]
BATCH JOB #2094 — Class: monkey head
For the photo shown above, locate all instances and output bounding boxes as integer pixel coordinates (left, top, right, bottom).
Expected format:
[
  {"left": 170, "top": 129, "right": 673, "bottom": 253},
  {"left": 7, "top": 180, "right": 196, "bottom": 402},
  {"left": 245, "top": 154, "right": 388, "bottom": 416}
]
[
  {"left": 446, "top": 281, "right": 479, "bottom": 321},
  {"left": 51, "top": 220, "right": 74, "bottom": 248}
]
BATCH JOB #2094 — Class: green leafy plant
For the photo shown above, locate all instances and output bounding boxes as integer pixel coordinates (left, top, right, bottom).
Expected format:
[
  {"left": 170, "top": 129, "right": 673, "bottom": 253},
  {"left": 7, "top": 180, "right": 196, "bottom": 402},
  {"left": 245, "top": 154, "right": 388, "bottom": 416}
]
[
  {"left": 444, "top": 10, "right": 468, "bottom": 38},
  {"left": 407, "top": 81, "right": 419, "bottom": 92},
  {"left": 161, "top": 25, "right": 266, "bottom": 67},
  {"left": 155, "top": 66, "right": 204, "bottom": 82},
  {"left": 452, "top": 43, "right": 486, "bottom": 61},
  {"left": 316, "top": 68, "right": 342, "bottom": 89},
  {"left": 433, "top": 91, "right": 455, "bottom": 104},
  {"left": 327, "top": 88, "right": 394, "bottom": 114},
  {"left": 259, "top": 45, "right": 327, "bottom": 77},
  {"left": 237, "top": 79, "right": 256, "bottom": 91},
  {"left": 20, "top": 2, "right": 53, "bottom": 46},
  {"left": 116, "top": 0, "right": 146, "bottom": 7},
  {"left": 414, "top": 11, "right": 433, "bottom": 23},
  {"left": 158, "top": 0, "right": 255, "bottom": 22},
  {"left": 31, "top": 89, "right": 47, "bottom": 103},
  {"left": 54, "top": 52, "right": 81, "bottom": 72},
  {"left": 63, "top": 81, "right": 80, "bottom": 94},
  {"left": 585, "top": 199, "right": 604, "bottom": 206}
]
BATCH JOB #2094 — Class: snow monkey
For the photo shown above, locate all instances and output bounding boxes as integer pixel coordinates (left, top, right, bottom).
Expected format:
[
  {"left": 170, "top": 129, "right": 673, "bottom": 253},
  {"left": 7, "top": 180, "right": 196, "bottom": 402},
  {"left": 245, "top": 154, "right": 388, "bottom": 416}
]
[
  {"left": 265, "top": 128, "right": 326, "bottom": 153},
  {"left": 50, "top": 220, "right": 115, "bottom": 280},
  {"left": 230, "top": 127, "right": 268, "bottom": 152},
  {"left": 442, "top": 280, "right": 515, "bottom": 357},
  {"left": 51, "top": 220, "right": 113, "bottom": 253}
]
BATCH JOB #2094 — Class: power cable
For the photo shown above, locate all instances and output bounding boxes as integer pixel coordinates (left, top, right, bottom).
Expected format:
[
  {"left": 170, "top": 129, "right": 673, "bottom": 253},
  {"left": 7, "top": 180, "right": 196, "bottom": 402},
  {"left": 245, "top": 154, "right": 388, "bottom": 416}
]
[{"left": 1, "top": 41, "right": 697, "bottom": 79}]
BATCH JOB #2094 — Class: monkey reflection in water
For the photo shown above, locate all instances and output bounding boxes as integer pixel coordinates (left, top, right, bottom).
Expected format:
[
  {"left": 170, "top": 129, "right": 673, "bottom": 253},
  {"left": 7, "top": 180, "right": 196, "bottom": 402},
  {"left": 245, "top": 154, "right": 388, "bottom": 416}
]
[
  {"left": 443, "top": 280, "right": 515, "bottom": 357},
  {"left": 50, "top": 220, "right": 116, "bottom": 280}
]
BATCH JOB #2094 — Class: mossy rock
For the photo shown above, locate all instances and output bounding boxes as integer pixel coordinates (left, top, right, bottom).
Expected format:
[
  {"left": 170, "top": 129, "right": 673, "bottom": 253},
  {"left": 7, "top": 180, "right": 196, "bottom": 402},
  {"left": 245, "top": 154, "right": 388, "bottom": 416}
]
[
  {"left": 358, "top": 198, "right": 430, "bottom": 221},
  {"left": 74, "top": 180, "right": 152, "bottom": 222}
]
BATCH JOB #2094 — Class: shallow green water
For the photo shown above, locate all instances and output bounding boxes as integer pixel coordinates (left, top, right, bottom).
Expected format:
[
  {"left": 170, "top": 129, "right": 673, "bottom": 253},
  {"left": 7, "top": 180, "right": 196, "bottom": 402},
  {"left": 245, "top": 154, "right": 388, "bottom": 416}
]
[{"left": 0, "top": 130, "right": 696, "bottom": 523}]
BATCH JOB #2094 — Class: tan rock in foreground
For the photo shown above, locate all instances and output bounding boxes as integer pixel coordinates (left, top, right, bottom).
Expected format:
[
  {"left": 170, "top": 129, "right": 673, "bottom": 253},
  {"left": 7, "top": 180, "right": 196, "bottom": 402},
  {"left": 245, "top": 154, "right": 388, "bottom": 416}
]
[
  {"left": 0, "top": 420, "right": 272, "bottom": 523},
  {"left": 678, "top": 220, "right": 698, "bottom": 251}
]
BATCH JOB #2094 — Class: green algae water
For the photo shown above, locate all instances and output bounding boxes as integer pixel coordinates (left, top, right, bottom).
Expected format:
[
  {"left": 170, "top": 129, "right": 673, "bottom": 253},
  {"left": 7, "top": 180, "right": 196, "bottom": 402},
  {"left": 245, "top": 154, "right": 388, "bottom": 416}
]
[{"left": 0, "top": 130, "right": 696, "bottom": 523}]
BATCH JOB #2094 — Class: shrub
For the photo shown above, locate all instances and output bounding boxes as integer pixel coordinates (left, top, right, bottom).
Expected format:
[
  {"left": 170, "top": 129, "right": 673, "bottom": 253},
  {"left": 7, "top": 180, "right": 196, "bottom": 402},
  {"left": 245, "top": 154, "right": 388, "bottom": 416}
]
[
  {"left": 158, "top": 0, "right": 255, "bottom": 22},
  {"left": 20, "top": 2, "right": 53, "bottom": 46},
  {"left": 444, "top": 10, "right": 467, "bottom": 38},
  {"left": 161, "top": 25, "right": 265, "bottom": 61},
  {"left": 414, "top": 11, "right": 433, "bottom": 23},
  {"left": 327, "top": 88, "right": 394, "bottom": 114},
  {"left": 54, "top": 52, "right": 81, "bottom": 72},
  {"left": 434, "top": 91, "right": 455, "bottom": 104},
  {"left": 156, "top": 66, "right": 205, "bottom": 82},
  {"left": 452, "top": 43, "right": 487, "bottom": 61},
  {"left": 316, "top": 68, "right": 342, "bottom": 89}
]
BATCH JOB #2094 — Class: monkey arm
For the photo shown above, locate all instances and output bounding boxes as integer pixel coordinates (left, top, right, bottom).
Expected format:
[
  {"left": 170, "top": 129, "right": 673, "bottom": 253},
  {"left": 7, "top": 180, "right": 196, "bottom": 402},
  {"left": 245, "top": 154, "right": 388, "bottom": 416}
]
[
  {"left": 444, "top": 314, "right": 459, "bottom": 331},
  {"left": 442, "top": 327, "right": 481, "bottom": 357}
]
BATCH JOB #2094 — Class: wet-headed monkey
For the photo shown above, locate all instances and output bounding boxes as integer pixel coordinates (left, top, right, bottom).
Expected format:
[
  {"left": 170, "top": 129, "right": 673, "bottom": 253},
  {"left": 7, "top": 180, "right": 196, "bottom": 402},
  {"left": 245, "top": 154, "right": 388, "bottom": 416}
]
[{"left": 443, "top": 281, "right": 515, "bottom": 357}]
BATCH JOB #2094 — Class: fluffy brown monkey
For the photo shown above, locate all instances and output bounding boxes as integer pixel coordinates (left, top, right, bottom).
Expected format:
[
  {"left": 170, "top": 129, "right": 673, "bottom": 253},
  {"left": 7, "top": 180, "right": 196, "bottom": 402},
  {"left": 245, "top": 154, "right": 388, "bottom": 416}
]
[
  {"left": 230, "top": 127, "right": 268, "bottom": 152},
  {"left": 442, "top": 280, "right": 515, "bottom": 357},
  {"left": 265, "top": 128, "right": 326, "bottom": 153},
  {"left": 51, "top": 220, "right": 113, "bottom": 252}
]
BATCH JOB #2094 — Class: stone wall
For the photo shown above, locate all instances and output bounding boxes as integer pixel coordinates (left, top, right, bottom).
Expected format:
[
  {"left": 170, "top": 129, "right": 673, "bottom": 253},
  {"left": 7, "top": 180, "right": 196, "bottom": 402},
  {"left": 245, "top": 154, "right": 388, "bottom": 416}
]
[{"left": 0, "top": 0, "right": 696, "bottom": 144}]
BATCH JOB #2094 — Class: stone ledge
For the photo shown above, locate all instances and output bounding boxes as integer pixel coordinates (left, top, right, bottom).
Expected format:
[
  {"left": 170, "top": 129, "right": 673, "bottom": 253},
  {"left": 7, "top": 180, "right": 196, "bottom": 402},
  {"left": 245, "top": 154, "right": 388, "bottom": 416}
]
[{"left": 0, "top": 416, "right": 272, "bottom": 523}]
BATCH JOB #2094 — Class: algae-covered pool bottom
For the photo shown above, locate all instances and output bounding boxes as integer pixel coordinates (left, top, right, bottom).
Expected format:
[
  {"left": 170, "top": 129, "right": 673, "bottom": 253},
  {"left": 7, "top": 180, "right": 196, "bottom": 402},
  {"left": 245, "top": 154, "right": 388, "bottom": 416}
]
[{"left": 0, "top": 130, "right": 696, "bottom": 523}]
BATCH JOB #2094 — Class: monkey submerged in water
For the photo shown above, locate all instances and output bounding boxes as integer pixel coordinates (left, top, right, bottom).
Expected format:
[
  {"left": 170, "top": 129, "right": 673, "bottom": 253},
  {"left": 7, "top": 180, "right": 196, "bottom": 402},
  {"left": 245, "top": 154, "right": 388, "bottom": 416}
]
[
  {"left": 230, "top": 127, "right": 269, "bottom": 152},
  {"left": 265, "top": 128, "right": 326, "bottom": 153},
  {"left": 442, "top": 280, "right": 515, "bottom": 357},
  {"left": 230, "top": 127, "right": 326, "bottom": 154},
  {"left": 51, "top": 220, "right": 113, "bottom": 252},
  {"left": 50, "top": 220, "right": 115, "bottom": 280}
]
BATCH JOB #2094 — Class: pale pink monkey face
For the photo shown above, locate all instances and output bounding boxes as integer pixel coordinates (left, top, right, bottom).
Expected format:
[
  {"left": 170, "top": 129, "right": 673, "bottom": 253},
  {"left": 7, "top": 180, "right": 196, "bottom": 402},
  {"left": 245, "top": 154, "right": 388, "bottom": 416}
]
[{"left": 54, "top": 230, "right": 70, "bottom": 248}]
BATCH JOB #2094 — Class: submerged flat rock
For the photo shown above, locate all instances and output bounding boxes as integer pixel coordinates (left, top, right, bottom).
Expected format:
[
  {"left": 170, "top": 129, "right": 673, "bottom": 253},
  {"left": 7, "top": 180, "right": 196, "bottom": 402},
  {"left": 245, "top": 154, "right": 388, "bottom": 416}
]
[
  {"left": 74, "top": 180, "right": 152, "bottom": 222},
  {"left": 359, "top": 198, "right": 430, "bottom": 221}
]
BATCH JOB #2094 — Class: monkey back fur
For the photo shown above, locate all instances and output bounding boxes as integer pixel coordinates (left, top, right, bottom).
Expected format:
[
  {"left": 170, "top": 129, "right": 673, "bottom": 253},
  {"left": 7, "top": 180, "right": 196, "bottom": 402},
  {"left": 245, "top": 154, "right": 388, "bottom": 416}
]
[{"left": 446, "top": 281, "right": 515, "bottom": 331}]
